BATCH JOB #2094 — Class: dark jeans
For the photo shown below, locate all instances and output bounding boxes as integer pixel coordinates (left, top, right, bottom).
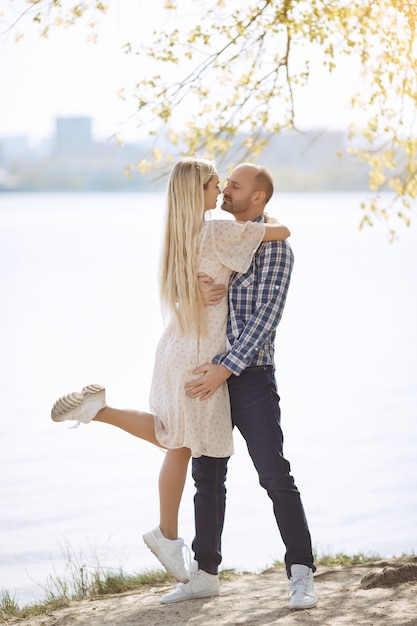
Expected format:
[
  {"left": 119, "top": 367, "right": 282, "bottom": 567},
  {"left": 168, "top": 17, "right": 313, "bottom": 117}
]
[{"left": 192, "top": 366, "right": 315, "bottom": 578}]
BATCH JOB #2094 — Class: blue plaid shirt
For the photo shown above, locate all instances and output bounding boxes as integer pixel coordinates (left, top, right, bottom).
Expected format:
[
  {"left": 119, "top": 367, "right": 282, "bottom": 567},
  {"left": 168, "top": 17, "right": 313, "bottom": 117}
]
[{"left": 213, "top": 217, "right": 294, "bottom": 376}]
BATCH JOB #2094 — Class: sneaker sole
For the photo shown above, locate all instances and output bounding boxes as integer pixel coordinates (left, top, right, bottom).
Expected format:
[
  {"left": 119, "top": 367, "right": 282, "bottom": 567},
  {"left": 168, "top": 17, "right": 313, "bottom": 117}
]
[
  {"left": 142, "top": 532, "right": 189, "bottom": 583},
  {"left": 289, "top": 598, "right": 318, "bottom": 610},
  {"left": 160, "top": 589, "right": 219, "bottom": 604},
  {"left": 51, "top": 384, "right": 105, "bottom": 422},
  {"left": 51, "top": 392, "right": 84, "bottom": 422}
]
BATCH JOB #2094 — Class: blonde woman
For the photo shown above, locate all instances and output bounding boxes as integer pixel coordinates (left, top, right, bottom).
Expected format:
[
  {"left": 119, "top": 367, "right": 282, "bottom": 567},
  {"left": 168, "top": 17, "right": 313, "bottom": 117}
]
[{"left": 51, "top": 157, "right": 290, "bottom": 583}]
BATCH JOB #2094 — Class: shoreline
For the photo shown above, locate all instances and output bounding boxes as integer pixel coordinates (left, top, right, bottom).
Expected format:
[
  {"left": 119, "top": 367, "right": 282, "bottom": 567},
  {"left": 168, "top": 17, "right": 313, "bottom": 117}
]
[{"left": 7, "top": 556, "right": 417, "bottom": 626}]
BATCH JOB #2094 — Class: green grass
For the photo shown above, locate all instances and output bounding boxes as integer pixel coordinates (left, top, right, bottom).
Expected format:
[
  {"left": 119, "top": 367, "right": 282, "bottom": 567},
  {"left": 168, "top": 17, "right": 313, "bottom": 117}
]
[
  {"left": 0, "top": 565, "right": 175, "bottom": 621},
  {"left": 313, "top": 551, "right": 385, "bottom": 567},
  {"left": 263, "top": 550, "right": 386, "bottom": 573},
  {"left": 0, "top": 541, "right": 178, "bottom": 622},
  {"left": 1, "top": 548, "right": 413, "bottom": 622}
]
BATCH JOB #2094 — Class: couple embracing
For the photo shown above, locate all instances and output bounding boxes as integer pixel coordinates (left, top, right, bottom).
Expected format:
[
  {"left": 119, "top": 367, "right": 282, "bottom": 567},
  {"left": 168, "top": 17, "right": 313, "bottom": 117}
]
[{"left": 51, "top": 158, "right": 317, "bottom": 610}]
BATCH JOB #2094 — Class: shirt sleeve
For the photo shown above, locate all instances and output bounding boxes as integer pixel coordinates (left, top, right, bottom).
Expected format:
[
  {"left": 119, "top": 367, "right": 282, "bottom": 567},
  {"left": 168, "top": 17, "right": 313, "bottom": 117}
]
[
  {"left": 211, "top": 220, "right": 265, "bottom": 273},
  {"left": 215, "top": 240, "right": 294, "bottom": 375}
]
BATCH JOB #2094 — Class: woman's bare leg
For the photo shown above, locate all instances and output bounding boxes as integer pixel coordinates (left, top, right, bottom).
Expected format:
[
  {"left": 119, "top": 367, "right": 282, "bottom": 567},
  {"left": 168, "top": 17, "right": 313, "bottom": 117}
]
[
  {"left": 95, "top": 408, "right": 190, "bottom": 539},
  {"left": 94, "top": 406, "right": 161, "bottom": 446},
  {"left": 158, "top": 447, "right": 191, "bottom": 539},
  {"left": 142, "top": 447, "right": 192, "bottom": 581},
  {"left": 52, "top": 387, "right": 160, "bottom": 447},
  {"left": 52, "top": 389, "right": 191, "bottom": 549}
]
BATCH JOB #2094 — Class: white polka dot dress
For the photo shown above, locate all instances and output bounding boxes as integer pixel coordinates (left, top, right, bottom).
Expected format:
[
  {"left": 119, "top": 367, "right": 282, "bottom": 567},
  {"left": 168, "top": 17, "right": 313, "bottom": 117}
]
[{"left": 150, "top": 220, "right": 265, "bottom": 458}]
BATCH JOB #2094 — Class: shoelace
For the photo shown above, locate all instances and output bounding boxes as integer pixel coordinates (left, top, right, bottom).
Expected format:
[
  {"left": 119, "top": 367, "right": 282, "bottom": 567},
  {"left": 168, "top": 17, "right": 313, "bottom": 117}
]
[{"left": 290, "top": 574, "right": 312, "bottom": 594}]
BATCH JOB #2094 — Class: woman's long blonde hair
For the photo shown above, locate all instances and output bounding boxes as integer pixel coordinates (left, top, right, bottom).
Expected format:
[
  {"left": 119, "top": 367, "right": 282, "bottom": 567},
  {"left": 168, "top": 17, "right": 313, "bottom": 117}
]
[{"left": 160, "top": 157, "right": 217, "bottom": 335}]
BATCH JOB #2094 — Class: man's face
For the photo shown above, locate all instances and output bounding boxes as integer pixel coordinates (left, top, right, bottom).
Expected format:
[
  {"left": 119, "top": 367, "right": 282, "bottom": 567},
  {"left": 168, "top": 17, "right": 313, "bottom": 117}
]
[{"left": 221, "top": 165, "right": 259, "bottom": 220}]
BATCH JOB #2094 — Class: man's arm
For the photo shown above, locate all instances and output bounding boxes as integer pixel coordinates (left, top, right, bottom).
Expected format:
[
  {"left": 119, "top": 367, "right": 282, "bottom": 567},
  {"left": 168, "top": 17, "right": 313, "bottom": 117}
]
[
  {"left": 185, "top": 363, "right": 232, "bottom": 400},
  {"left": 216, "top": 241, "right": 294, "bottom": 375},
  {"left": 198, "top": 273, "right": 227, "bottom": 305},
  {"left": 186, "top": 241, "right": 294, "bottom": 399},
  {"left": 184, "top": 275, "right": 229, "bottom": 400}
]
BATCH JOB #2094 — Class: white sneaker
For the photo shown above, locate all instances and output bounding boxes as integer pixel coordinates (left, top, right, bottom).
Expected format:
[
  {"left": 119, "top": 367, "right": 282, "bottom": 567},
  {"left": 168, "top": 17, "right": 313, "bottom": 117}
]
[
  {"left": 288, "top": 564, "right": 317, "bottom": 610},
  {"left": 160, "top": 560, "right": 219, "bottom": 604},
  {"left": 51, "top": 384, "right": 106, "bottom": 424},
  {"left": 143, "top": 527, "right": 189, "bottom": 583}
]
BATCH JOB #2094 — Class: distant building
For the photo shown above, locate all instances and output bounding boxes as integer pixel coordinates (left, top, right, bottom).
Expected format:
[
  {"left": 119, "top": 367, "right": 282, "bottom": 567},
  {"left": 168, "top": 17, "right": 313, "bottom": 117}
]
[
  {"left": 0, "top": 136, "right": 29, "bottom": 165},
  {"left": 54, "top": 117, "right": 93, "bottom": 154},
  {"left": 0, "top": 119, "right": 370, "bottom": 192}
]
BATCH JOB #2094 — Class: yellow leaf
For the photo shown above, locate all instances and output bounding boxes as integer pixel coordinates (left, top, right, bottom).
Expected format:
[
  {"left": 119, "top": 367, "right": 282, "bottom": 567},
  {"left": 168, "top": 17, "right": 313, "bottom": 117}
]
[{"left": 138, "top": 159, "right": 152, "bottom": 174}]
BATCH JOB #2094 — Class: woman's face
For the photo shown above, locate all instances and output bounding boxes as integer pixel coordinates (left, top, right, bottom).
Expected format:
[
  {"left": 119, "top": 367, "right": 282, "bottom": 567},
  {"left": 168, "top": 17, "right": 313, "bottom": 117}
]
[{"left": 203, "top": 174, "right": 222, "bottom": 211}]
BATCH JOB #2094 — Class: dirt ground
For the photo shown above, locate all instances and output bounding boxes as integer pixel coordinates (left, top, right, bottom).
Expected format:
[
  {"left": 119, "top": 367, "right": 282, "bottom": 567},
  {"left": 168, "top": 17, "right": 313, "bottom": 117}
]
[{"left": 9, "top": 557, "right": 417, "bottom": 626}]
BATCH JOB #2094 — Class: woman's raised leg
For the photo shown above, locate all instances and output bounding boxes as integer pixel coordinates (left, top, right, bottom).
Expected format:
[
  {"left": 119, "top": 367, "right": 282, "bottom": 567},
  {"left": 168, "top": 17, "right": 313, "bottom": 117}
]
[
  {"left": 94, "top": 406, "right": 160, "bottom": 446},
  {"left": 51, "top": 384, "right": 192, "bottom": 581},
  {"left": 51, "top": 384, "right": 161, "bottom": 446}
]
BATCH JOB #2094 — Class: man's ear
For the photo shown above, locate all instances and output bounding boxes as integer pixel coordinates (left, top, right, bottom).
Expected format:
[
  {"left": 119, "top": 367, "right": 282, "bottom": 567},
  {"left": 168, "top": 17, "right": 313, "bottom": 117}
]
[{"left": 252, "top": 190, "right": 266, "bottom": 205}]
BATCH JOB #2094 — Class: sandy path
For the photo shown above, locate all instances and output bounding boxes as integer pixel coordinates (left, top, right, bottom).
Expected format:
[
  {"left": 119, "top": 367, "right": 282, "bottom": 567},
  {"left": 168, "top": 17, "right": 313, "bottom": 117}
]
[{"left": 9, "top": 557, "right": 417, "bottom": 626}]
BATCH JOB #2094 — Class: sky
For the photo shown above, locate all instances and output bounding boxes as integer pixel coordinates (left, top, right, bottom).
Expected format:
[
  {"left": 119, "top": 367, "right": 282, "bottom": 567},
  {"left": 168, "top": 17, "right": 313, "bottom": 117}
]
[{"left": 0, "top": 0, "right": 363, "bottom": 147}]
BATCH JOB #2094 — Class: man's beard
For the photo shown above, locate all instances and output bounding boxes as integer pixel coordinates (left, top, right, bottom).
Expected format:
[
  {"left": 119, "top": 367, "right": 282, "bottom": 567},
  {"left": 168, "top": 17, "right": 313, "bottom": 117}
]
[{"left": 221, "top": 196, "right": 251, "bottom": 215}]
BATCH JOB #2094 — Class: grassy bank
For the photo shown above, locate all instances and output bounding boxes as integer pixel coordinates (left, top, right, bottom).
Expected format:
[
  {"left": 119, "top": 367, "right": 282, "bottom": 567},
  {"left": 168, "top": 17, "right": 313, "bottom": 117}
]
[{"left": 0, "top": 550, "right": 392, "bottom": 622}]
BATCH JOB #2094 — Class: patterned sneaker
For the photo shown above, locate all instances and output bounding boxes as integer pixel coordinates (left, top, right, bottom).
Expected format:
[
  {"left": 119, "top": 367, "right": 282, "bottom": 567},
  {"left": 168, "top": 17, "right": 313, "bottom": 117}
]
[
  {"left": 288, "top": 564, "right": 317, "bottom": 610},
  {"left": 160, "top": 560, "right": 219, "bottom": 604},
  {"left": 51, "top": 384, "right": 106, "bottom": 425},
  {"left": 143, "top": 527, "right": 190, "bottom": 583}
]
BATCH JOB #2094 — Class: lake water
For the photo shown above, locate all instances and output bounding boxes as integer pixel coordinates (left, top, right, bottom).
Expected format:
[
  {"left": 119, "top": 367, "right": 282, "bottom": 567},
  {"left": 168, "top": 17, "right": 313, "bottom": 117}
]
[{"left": 1, "top": 191, "right": 416, "bottom": 607}]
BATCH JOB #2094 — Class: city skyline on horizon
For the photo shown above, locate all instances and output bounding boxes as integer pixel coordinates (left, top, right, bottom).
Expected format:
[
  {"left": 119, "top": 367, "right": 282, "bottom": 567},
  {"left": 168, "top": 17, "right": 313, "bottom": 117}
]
[{"left": 0, "top": 114, "right": 369, "bottom": 194}]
